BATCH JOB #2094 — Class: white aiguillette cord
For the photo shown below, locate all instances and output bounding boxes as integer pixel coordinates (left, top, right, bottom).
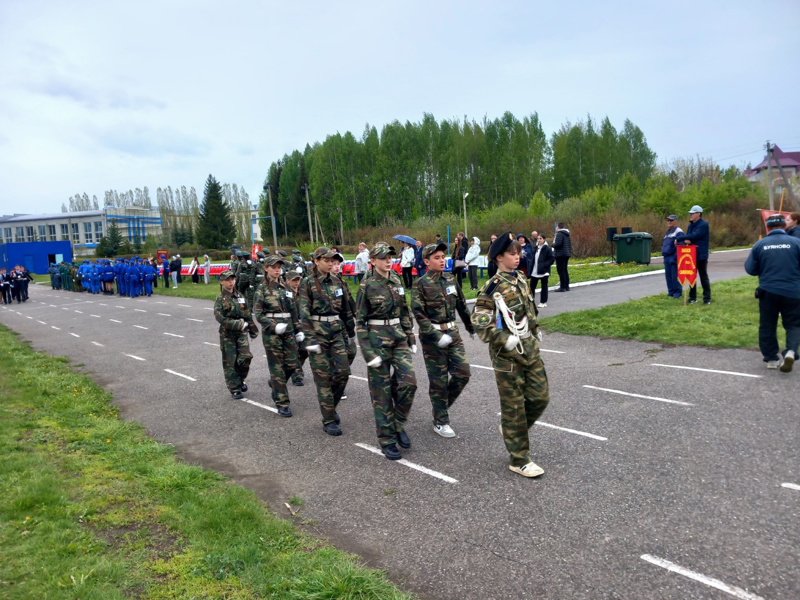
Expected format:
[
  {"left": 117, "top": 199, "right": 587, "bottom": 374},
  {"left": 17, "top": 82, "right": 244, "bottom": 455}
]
[{"left": 493, "top": 292, "right": 528, "bottom": 354}]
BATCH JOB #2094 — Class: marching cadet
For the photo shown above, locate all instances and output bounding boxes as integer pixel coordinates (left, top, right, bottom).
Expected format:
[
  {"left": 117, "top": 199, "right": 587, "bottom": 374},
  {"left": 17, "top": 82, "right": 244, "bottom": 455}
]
[
  {"left": 356, "top": 243, "right": 418, "bottom": 460},
  {"left": 411, "top": 242, "right": 476, "bottom": 438},
  {"left": 234, "top": 250, "right": 256, "bottom": 308},
  {"left": 285, "top": 270, "right": 307, "bottom": 386},
  {"left": 252, "top": 255, "right": 303, "bottom": 417},
  {"left": 471, "top": 232, "right": 549, "bottom": 478},
  {"left": 331, "top": 251, "right": 357, "bottom": 400},
  {"left": 291, "top": 249, "right": 310, "bottom": 278},
  {"left": 254, "top": 251, "right": 266, "bottom": 288},
  {"left": 298, "top": 247, "right": 355, "bottom": 436},
  {"left": 214, "top": 270, "right": 259, "bottom": 399}
]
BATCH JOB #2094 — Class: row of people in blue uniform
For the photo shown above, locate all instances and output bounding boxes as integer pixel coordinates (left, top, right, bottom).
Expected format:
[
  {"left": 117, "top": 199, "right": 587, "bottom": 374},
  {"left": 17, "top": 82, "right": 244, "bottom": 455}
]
[{"left": 49, "top": 257, "right": 160, "bottom": 297}]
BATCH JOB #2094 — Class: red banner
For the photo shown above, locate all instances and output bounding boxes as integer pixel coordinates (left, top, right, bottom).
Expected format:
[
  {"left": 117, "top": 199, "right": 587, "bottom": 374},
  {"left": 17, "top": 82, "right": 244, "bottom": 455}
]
[
  {"left": 251, "top": 244, "right": 261, "bottom": 260},
  {"left": 759, "top": 209, "right": 791, "bottom": 231},
  {"left": 677, "top": 245, "right": 697, "bottom": 288},
  {"left": 157, "top": 250, "right": 167, "bottom": 261}
]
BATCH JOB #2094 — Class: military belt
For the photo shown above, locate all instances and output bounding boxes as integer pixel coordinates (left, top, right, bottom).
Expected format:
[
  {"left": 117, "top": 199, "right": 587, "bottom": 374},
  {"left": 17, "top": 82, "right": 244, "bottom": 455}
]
[
  {"left": 262, "top": 312, "right": 290, "bottom": 318},
  {"left": 431, "top": 321, "right": 456, "bottom": 331},
  {"left": 310, "top": 315, "right": 339, "bottom": 322},
  {"left": 368, "top": 318, "right": 400, "bottom": 326}
]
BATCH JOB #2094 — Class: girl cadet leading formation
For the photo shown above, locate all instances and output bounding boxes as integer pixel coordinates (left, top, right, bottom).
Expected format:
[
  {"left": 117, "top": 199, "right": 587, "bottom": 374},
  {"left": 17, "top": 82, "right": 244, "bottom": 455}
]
[
  {"left": 355, "top": 242, "right": 418, "bottom": 461},
  {"left": 252, "top": 254, "right": 304, "bottom": 418}
]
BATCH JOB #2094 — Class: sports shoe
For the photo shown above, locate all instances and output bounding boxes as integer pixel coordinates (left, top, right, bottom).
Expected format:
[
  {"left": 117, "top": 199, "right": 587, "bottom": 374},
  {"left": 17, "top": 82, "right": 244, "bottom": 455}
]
[
  {"left": 277, "top": 405, "right": 292, "bottom": 417},
  {"left": 240, "top": 382, "right": 248, "bottom": 392},
  {"left": 231, "top": 390, "right": 243, "bottom": 400},
  {"left": 323, "top": 422, "right": 342, "bottom": 436},
  {"left": 703, "top": 300, "right": 711, "bottom": 305},
  {"left": 780, "top": 350, "right": 795, "bottom": 373},
  {"left": 333, "top": 412, "right": 341, "bottom": 424},
  {"left": 767, "top": 357, "right": 783, "bottom": 369},
  {"left": 382, "top": 444, "right": 401, "bottom": 460},
  {"left": 553, "top": 288, "right": 566, "bottom": 293},
  {"left": 537, "top": 303, "right": 547, "bottom": 308},
  {"left": 688, "top": 299, "right": 697, "bottom": 304},
  {"left": 434, "top": 424, "right": 456, "bottom": 438},
  {"left": 508, "top": 461, "right": 544, "bottom": 478},
  {"left": 291, "top": 377, "right": 304, "bottom": 386},
  {"left": 396, "top": 430, "right": 411, "bottom": 449},
  {"left": 340, "top": 394, "right": 348, "bottom": 400}
]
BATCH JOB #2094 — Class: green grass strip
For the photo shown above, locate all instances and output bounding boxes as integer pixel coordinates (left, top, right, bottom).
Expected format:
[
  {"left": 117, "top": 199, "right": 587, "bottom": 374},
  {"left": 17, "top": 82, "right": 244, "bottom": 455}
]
[
  {"left": 540, "top": 275, "right": 760, "bottom": 349},
  {"left": 0, "top": 325, "right": 412, "bottom": 599}
]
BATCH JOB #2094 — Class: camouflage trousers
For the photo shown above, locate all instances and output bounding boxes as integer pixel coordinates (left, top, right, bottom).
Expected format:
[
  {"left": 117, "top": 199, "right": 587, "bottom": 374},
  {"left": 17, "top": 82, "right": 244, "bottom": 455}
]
[
  {"left": 366, "top": 336, "right": 417, "bottom": 448},
  {"left": 308, "top": 333, "right": 350, "bottom": 425},
  {"left": 220, "top": 332, "right": 253, "bottom": 393},
  {"left": 421, "top": 334, "right": 471, "bottom": 425},
  {"left": 292, "top": 344, "right": 308, "bottom": 383},
  {"left": 263, "top": 331, "right": 299, "bottom": 407},
  {"left": 345, "top": 335, "right": 357, "bottom": 366},
  {"left": 493, "top": 347, "right": 549, "bottom": 467}
]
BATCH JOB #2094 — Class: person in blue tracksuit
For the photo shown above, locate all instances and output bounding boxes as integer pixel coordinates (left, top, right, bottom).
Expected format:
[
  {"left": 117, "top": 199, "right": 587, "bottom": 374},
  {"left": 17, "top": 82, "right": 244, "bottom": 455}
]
[
  {"left": 116, "top": 259, "right": 126, "bottom": 296},
  {"left": 142, "top": 260, "right": 156, "bottom": 296},
  {"left": 675, "top": 205, "right": 711, "bottom": 304},
  {"left": 129, "top": 260, "right": 142, "bottom": 298}
]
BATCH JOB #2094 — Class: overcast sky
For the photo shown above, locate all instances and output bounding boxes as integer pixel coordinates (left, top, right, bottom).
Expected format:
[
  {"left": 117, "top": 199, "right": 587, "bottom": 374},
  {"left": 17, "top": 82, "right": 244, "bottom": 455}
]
[{"left": 1, "top": 0, "right": 798, "bottom": 215}]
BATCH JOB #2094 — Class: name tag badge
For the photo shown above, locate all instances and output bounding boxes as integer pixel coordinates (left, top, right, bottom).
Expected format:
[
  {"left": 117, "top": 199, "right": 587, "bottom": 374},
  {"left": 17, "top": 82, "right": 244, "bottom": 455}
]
[
  {"left": 285, "top": 291, "right": 293, "bottom": 298},
  {"left": 397, "top": 287, "right": 405, "bottom": 295},
  {"left": 446, "top": 285, "right": 456, "bottom": 295},
  {"left": 334, "top": 288, "right": 344, "bottom": 297},
  {"left": 237, "top": 298, "right": 246, "bottom": 304}
]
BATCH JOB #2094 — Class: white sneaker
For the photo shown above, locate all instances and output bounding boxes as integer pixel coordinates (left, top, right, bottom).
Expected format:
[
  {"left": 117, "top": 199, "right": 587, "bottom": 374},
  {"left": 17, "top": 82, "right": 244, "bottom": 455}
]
[
  {"left": 433, "top": 423, "right": 456, "bottom": 438},
  {"left": 172, "top": 286, "right": 177, "bottom": 289},
  {"left": 509, "top": 461, "right": 544, "bottom": 478},
  {"left": 780, "top": 350, "right": 795, "bottom": 373},
  {"left": 537, "top": 303, "right": 547, "bottom": 308},
  {"left": 767, "top": 357, "right": 783, "bottom": 369}
]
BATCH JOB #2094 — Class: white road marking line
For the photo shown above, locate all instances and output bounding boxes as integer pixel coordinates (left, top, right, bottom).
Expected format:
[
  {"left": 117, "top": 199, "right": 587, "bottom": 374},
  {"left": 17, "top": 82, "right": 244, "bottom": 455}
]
[
  {"left": 178, "top": 304, "right": 191, "bottom": 307},
  {"left": 90, "top": 314, "right": 101, "bottom": 317},
  {"left": 652, "top": 364, "right": 761, "bottom": 378},
  {"left": 203, "top": 341, "right": 220, "bottom": 347},
  {"left": 186, "top": 318, "right": 203, "bottom": 322},
  {"left": 134, "top": 325, "right": 149, "bottom": 330},
  {"left": 470, "top": 364, "right": 495, "bottom": 371},
  {"left": 115, "top": 305, "right": 125, "bottom": 309},
  {"left": 74, "top": 310, "right": 83, "bottom": 313},
  {"left": 134, "top": 308, "right": 147, "bottom": 312},
  {"left": 640, "top": 554, "right": 765, "bottom": 600},
  {"left": 125, "top": 354, "right": 146, "bottom": 361},
  {"left": 155, "top": 301, "right": 167, "bottom": 304},
  {"left": 69, "top": 333, "right": 80, "bottom": 338},
  {"left": 157, "top": 313, "right": 172, "bottom": 317},
  {"left": 37, "top": 320, "right": 47, "bottom": 324},
  {"left": 350, "top": 375, "right": 368, "bottom": 381},
  {"left": 583, "top": 385, "right": 694, "bottom": 407},
  {"left": 99, "top": 303, "right": 107, "bottom": 306},
  {"left": 540, "top": 348, "right": 566, "bottom": 354},
  {"left": 62, "top": 307, "right": 69, "bottom": 310},
  {"left": 164, "top": 332, "right": 184, "bottom": 338},
  {"left": 354, "top": 443, "right": 459, "bottom": 483},
  {"left": 91, "top": 341, "right": 104, "bottom": 347},
  {"left": 50, "top": 304, "right": 56, "bottom": 307},
  {"left": 51, "top": 326, "right": 61, "bottom": 330},
  {"left": 535, "top": 421, "right": 607, "bottom": 441},
  {"left": 109, "top": 319, "right": 122, "bottom": 323},
  {"left": 239, "top": 397, "right": 279, "bottom": 413},
  {"left": 26, "top": 316, "right": 33, "bottom": 319},
  {"left": 164, "top": 369, "right": 196, "bottom": 381},
  {"left": 203, "top": 307, "right": 213, "bottom": 310},
  {"left": 781, "top": 482, "right": 800, "bottom": 491}
]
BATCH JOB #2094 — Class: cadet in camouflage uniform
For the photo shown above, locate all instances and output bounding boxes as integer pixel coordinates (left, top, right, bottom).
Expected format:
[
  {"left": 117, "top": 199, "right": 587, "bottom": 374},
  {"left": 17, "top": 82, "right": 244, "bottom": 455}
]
[
  {"left": 233, "top": 251, "right": 256, "bottom": 309},
  {"left": 411, "top": 242, "right": 476, "bottom": 438},
  {"left": 253, "top": 251, "right": 267, "bottom": 288},
  {"left": 285, "top": 270, "right": 307, "bottom": 386},
  {"left": 253, "top": 256, "right": 302, "bottom": 417},
  {"left": 356, "top": 243, "right": 418, "bottom": 460},
  {"left": 298, "top": 247, "right": 355, "bottom": 436},
  {"left": 291, "top": 250, "right": 310, "bottom": 279},
  {"left": 214, "top": 269, "right": 259, "bottom": 399},
  {"left": 471, "top": 232, "right": 549, "bottom": 478},
  {"left": 331, "top": 251, "right": 358, "bottom": 367}
]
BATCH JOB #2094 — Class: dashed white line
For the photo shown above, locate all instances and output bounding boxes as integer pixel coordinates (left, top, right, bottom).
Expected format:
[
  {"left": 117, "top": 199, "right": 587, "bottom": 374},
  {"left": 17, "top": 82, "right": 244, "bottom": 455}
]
[
  {"left": 69, "top": 333, "right": 80, "bottom": 338},
  {"left": 74, "top": 310, "right": 83, "bottom": 313},
  {"left": 535, "top": 421, "right": 607, "bottom": 441},
  {"left": 155, "top": 301, "right": 167, "bottom": 304},
  {"left": 355, "top": 443, "right": 458, "bottom": 483},
  {"left": 134, "top": 308, "right": 147, "bottom": 312},
  {"left": 26, "top": 316, "right": 32, "bottom": 319},
  {"left": 125, "top": 354, "right": 146, "bottom": 361},
  {"left": 239, "top": 397, "right": 279, "bottom": 413},
  {"left": 90, "top": 314, "right": 101, "bottom": 318},
  {"left": 62, "top": 307, "right": 69, "bottom": 310},
  {"left": 109, "top": 319, "right": 122, "bottom": 323},
  {"left": 782, "top": 482, "right": 800, "bottom": 491},
  {"left": 49, "top": 304, "right": 56, "bottom": 307},
  {"left": 157, "top": 313, "right": 172, "bottom": 317},
  {"left": 37, "top": 320, "right": 47, "bottom": 325},
  {"left": 640, "top": 554, "right": 765, "bottom": 600},
  {"left": 540, "top": 348, "right": 566, "bottom": 354},
  {"left": 583, "top": 385, "right": 694, "bottom": 407},
  {"left": 134, "top": 325, "right": 149, "bottom": 330},
  {"left": 186, "top": 318, "right": 203, "bottom": 322},
  {"left": 350, "top": 375, "right": 368, "bottom": 381},
  {"left": 115, "top": 306, "right": 125, "bottom": 309},
  {"left": 164, "top": 332, "right": 184, "bottom": 338},
  {"left": 91, "top": 341, "right": 104, "bottom": 347},
  {"left": 164, "top": 369, "right": 196, "bottom": 381},
  {"left": 652, "top": 364, "right": 761, "bottom": 378},
  {"left": 51, "top": 326, "right": 61, "bottom": 330},
  {"left": 178, "top": 304, "right": 191, "bottom": 307},
  {"left": 203, "top": 342, "right": 220, "bottom": 347},
  {"left": 203, "top": 307, "right": 213, "bottom": 310},
  {"left": 99, "top": 303, "right": 107, "bottom": 306},
  {"left": 470, "top": 364, "right": 495, "bottom": 371}
]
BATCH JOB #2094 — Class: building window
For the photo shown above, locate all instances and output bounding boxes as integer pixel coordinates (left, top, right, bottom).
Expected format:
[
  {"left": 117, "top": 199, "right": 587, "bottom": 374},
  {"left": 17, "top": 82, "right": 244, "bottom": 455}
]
[
  {"left": 26, "top": 226, "right": 34, "bottom": 242},
  {"left": 4, "top": 228, "right": 11, "bottom": 244},
  {"left": 94, "top": 221, "right": 103, "bottom": 239},
  {"left": 38, "top": 225, "right": 46, "bottom": 241},
  {"left": 83, "top": 222, "right": 93, "bottom": 243},
  {"left": 71, "top": 223, "right": 80, "bottom": 243},
  {"left": 60, "top": 224, "right": 69, "bottom": 241},
  {"left": 16, "top": 227, "right": 24, "bottom": 242},
  {"left": 48, "top": 225, "right": 57, "bottom": 241}
]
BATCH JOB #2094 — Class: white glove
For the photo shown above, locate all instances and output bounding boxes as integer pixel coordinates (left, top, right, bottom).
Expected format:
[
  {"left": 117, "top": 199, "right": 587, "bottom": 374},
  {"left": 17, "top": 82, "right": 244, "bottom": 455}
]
[
  {"left": 437, "top": 334, "right": 453, "bottom": 348},
  {"left": 306, "top": 344, "right": 322, "bottom": 354},
  {"left": 295, "top": 331, "right": 305, "bottom": 343},
  {"left": 470, "top": 333, "right": 478, "bottom": 340},
  {"left": 296, "top": 266, "right": 303, "bottom": 273},
  {"left": 504, "top": 335, "right": 520, "bottom": 351},
  {"left": 536, "top": 330, "right": 543, "bottom": 342},
  {"left": 247, "top": 260, "right": 252, "bottom": 265},
  {"left": 275, "top": 323, "right": 288, "bottom": 335},
  {"left": 411, "top": 344, "right": 418, "bottom": 354},
  {"left": 367, "top": 356, "right": 382, "bottom": 368},
  {"left": 239, "top": 319, "right": 248, "bottom": 331}
]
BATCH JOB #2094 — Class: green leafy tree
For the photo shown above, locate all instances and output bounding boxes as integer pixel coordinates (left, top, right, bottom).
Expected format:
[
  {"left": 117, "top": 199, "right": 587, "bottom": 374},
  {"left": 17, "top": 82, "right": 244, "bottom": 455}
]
[{"left": 196, "top": 175, "right": 235, "bottom": 249}]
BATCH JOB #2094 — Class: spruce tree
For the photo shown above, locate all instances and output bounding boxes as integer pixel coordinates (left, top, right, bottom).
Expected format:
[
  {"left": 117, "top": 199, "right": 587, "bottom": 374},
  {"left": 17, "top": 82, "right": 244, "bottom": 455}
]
[
  {"left": 105, "top": 220, "right": 123, "bottom": 256},
  {"left": 196, "top": 175, "right": 235, "bottom": 249}
]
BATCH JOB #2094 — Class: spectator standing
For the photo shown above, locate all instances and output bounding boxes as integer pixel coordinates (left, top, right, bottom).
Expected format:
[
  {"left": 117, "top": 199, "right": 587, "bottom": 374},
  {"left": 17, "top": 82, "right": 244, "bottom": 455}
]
[
  {"left": 169, "top": 256, "right": 179, "bottom": 288},
  {"left": 354, "top": 242, "right": 370, "bottom": 283},
  {"left": 487, "top": 234, "right": 498, "bottom": 278},
  {"left": 203, "top": 255, "right": 211, "bottom": 284},
  {"left": 530, "top": 234, "right": 554, "bottom": 308},
  {"left": 414, "top": 239, "right": 426, "bottom": 278},
  {"left": 162, "top": 258, "right": 170, "bottom": 288},
  {"left": 465, "top": 236, "right": 481, "bottom": 290},
  {"left": 661, "top": 215, "right": 684, "bottom": 299},
  {"left": 552, "top": 223, "right": 572, "bottom": 292},
  {"left": 400, "top": 241, "right": 416, "bottom": 289},
  {"left": 189, "top": 256, "right": 199, "bottom": 284},
  {"left": 744, "top": 213, "right": 800, "bottom": 372},
  {"left": 516, "top": 234, "right": 533, "bottom": 277},
  {"left": 435, "top": 233, "right": 448, "bottom": 254},
  {"left": 175, "top": 255, "right": 183, "bottom": 283},
  {"left": 786, "top": 212, "right": 800, "bottom": 240},
  {"left": 452, "top": 232, "right": 468, "bottom": 288},
  {"left": 676, "top": 205, "right": 711, "bottom": 304}
]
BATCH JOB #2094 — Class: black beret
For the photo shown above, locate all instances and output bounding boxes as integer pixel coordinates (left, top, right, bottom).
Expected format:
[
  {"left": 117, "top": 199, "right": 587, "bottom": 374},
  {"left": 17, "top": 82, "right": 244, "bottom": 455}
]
[{"left": 488, "top": 231, "right": 516, "bottom": 261}]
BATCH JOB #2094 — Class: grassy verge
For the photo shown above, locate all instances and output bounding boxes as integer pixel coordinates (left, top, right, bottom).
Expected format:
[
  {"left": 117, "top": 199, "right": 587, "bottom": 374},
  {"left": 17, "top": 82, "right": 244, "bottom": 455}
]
[
  {"left": 0, "top": 326, "right": 411, "bottom": 599},
  {"left": 539, "top": 275, "right": 760, "bottom": 349}
]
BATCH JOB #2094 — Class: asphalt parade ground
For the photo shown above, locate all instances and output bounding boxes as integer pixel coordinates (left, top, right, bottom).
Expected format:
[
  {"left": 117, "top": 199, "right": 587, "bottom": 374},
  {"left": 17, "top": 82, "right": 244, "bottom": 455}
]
[{"left": 2, "top": 249, "right": 797, "bottom": 599}]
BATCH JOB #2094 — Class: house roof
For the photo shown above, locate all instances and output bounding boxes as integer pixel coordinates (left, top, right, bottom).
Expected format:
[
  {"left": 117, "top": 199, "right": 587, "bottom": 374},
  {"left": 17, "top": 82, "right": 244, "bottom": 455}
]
[
  {"left": 751, "top": 145, "right": 800, "bottom": 171},
  {"left": 0, "top": 210, "right": 105, "bottom": 223}
]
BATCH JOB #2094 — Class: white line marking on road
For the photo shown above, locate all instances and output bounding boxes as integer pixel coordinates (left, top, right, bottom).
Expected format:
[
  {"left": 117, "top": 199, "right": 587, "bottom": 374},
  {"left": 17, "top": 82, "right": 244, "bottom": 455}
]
[
  {"left": 186, "top": 318, "right": 203, "bottom": 322},
  {"left": 781, "top": 482, "right": 800, "bottom": 491},
  {"left": 178, "top": 304, "right": 191, "bottom": 307},
  {"left": 239, "top": 397, "right": 279, "bottom": 413},
  {"left": 62, "top": 307, "right": 68, "bottom": 310},
  {"left": 134, "top": 308, "right": 146, "bottom": 312},
  {"left": 51, "top": 326, "right": 60, "bottom": 330},
  {"left": 50, "top": 304, "right": 56, "bottom": 307},
  {"left": 37, "top": 320, "right": 47, "bottom": 324},
  {"left": 99, "top": 303, "right": 107, "bottom": 306},
  {"left": 540, "top": 348, "right": 566, "bottom": 354},
  {"left": 583, "top": 385, "right": 694, "bottom": 406},
  {"left": 74, "top": 310, "right": 83, "bottom": 313},
  {"left": 155, "top": 301, "right": 167, "bottom": 304},
  {"left": 350, "top": 375, "right": 368, "bottom": 381},
  {"left": 203, "top": 307, "right": 213, "bottom": 310},
  {"left": 90, "top": 314, "right": 100, "bottom": 318},
  {"left": 109, "top": 319, "right": 122, "bottom": 323},
  {"left": 354, "top": 443, "right": 459, "bottom": 483},
  {"left": 652, "top": 364, "right": 761, "bottom": 378},
  {"left": 535, "top": 421, "right": 607, "bottom": 441},
  {"left": 164, "top": 369, "right": 196, "bottom": 381},
  {"left": 26, "top": 316, "right": 32, "bottom": 319},
  {"left": 69, "top": 333, "right": 80, "bottom": 338},
  {"left": 134, "top": 325, "right": 148, "bottom": 330},
  {"left": 125, "top": 354, "right": 146, "bottom": 361},
  {"left": 115, "top": 305, "right": 124, "bottom": 309},
  {"left": 91, "top": 341, "right": 103, "bottom": 347},
  {"left": 164, "top": 332, "right": 184, "bottom": 338},
  {"left": 203, "top": 342, "right": 220, "bottom": 347},
  {"left": 640, "top": 554, "right": 765, "bottom": 600},
  {"left": 470, "top": 364, "right": 495, "bottom": 371},
  {"left": 157, "top": 313, "right": 171, "bottom": 317}
]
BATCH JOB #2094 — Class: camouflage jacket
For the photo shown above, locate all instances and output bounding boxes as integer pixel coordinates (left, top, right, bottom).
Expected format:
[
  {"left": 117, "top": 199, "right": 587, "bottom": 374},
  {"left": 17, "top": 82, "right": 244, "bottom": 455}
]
[
  {"left": 298, "top": 270, "right": 356, "bottom": 345},
  {"left": 234, "top": 260, "right": 255, "bottom": 285},
  {"left": 289, "top": 259, "right": 310, "bottom": 279},
  {"left": 214, "top": 288, "right": 257, "bottom": 338},
  {"left": 252, "top": 279, "right": 301, "bottom": 336},
  {"left": 355, "top": 270, "right": 415, "bottom": 363},
  {"left": 253, "top": 261, "right": 265, "bottom": 286},
  {"left": 471, "top": 270, "right": 540, "bottom": 365},
  {"left": 411, "top": 271, "right": 474, "bottom": 342}
]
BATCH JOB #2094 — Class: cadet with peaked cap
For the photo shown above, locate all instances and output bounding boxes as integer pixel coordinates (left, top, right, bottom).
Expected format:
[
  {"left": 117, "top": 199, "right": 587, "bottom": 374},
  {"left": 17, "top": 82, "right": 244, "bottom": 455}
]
[
  {"left": 284, "top": 269, "right": 308, "bottom": 386},
  {"left": 298, "top": 247, "right": 354, "bottom": 436},
  {"left": 254, "top": 251, "right": 266, "bottom": 287},
  {"left": 411, "top": 242, "right": 475, "bottom": 438},
  {"left": 330, "top": 251, "right": 358, "bottom": 368},
  {"left": 214, "top": 269, "right": 259, "bottom": 399},
  {"left": 252, "top": 255, "right": 302, "bottom": 417},
  {"left": 291, "top": 249, "right": 310, "bottom": 279},
  {"left": 471, "top": 232, "right": 549, "bottom": 478},
  {"left": 356, "top": 243, "right": 418, "bottom": 460},
  {"left": 234, "top": 250, "right": 256, "bottom": 309}
]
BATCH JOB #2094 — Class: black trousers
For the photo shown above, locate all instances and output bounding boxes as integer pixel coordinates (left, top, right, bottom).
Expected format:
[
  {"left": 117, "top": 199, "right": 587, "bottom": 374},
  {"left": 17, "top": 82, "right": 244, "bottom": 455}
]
[
  {"left": 468, "top": 265, "right": 478, "bottom": 290},
  {"left": 531, "top": 276, "right": 549, "bottom": 303},
  {"left": 401, "top": 266, "right": 413, "bottom": 289},
  {"left": 758, "top": 290, "right": 800, "bottom": 361},
  {"left": 453, "top": 266, "right": 465, "bottom": 288},
  {"left": 688, "top": 259, "right": 710, "bottom": 302},
  {"left": 555, "top": 256, "right": 570, "bottom": 290},
  {"left": 0, "top": 285, "right": 10, "bottom": 303}
]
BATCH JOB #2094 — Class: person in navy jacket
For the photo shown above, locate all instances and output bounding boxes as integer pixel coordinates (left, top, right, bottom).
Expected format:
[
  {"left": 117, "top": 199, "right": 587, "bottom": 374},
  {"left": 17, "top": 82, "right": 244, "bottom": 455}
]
[
  {"left": 661, "top": 215, "right": 684, "bottom": 298},
  {"left": 675, "top": 205, "right": 711, "bottom": 304}
]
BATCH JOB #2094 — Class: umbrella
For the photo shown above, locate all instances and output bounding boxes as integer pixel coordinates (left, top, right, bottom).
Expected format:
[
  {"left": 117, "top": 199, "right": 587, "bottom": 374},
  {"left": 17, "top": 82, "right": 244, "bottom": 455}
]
[{"left": 393, "top": 234, "right": 416, "bottom": 245}]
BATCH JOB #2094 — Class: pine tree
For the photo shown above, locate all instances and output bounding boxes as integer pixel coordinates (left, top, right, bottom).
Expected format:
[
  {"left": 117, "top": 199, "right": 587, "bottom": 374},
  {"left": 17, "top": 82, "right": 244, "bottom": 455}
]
[
  {"left": 105, "top": 220, "right": 123, "bottom": 256},
  {"left": 196, "top": 175, "right": 235, "bottom": 249}
]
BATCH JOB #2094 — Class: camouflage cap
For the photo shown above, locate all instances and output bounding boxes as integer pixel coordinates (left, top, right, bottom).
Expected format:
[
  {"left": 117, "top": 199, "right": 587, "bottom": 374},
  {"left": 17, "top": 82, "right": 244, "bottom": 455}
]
[
  {"left": 422, "top": 242, "right": 448, "bottom": 260},
  {"left": 370, "top": 243, "right": 396, "bottom": 259},
  {"left": 285, "top": 270, "right": 303, "bottom": 280},
  {"left": 313, "top": 247, "right": 336, "bottom": 260},
  {"left": 219, "top": 269, "right": 235, "bottom": 281},
  {"left": 264, "top": 255, "right": 284, "bottom": 266}
]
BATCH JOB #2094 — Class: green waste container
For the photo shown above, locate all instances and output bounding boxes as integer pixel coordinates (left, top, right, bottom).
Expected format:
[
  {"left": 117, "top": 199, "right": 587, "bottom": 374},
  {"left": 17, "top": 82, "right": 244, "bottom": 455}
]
[{"left": 613, "top": 232, "right": 653, "bottom": 264}]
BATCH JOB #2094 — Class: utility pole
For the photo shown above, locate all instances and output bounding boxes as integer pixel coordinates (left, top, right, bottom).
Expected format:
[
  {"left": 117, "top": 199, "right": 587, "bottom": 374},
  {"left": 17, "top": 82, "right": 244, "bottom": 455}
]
[
  {"left": 301, "top": 184, "right": 314, "bottom": 245},
  {"left": 462, "top": 192, "right": 469, "bottom": 238},
  {"left": 338, "top": 207, "right": 345, "bottom": 246},
  {"left": 263, "top": 183, "right": 278, "bottom": 251},
  {"left": 766, "top": 141, "right": 774, "bottom": 210}
]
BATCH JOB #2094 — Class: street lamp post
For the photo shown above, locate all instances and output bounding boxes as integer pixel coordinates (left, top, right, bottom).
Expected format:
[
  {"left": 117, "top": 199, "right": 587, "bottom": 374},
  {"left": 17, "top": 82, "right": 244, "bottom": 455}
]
[{"left": 262, "top": 183, "right": 279, "bottom": 251}]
